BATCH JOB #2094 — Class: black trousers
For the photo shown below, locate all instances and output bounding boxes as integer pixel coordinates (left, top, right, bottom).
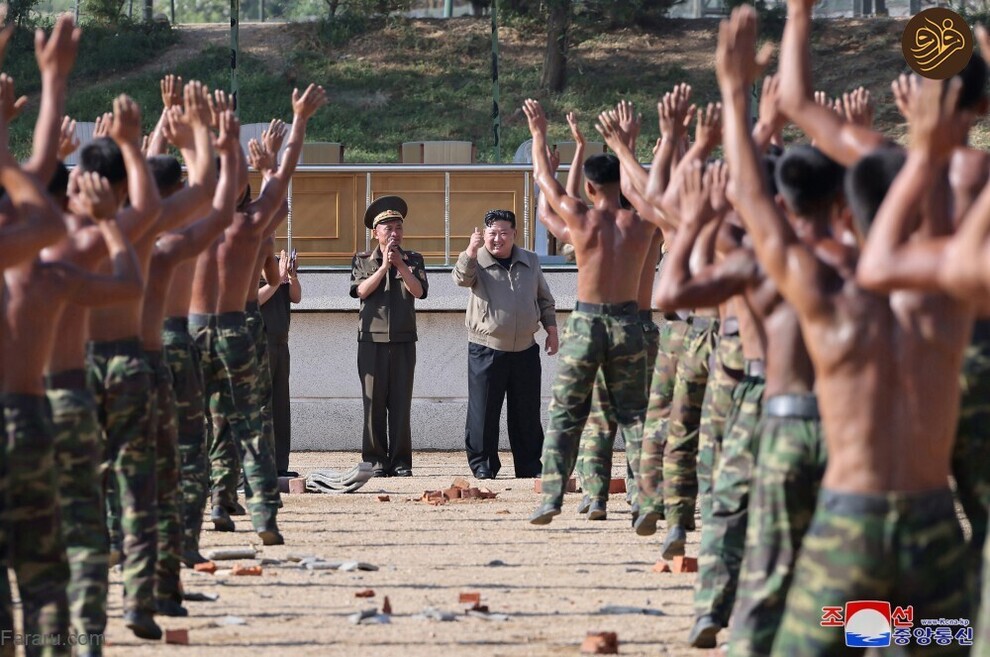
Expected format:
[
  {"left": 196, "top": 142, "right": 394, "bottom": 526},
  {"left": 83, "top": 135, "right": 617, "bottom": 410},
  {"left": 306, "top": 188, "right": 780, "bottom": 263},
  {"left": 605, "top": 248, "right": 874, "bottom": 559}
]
[
  {"left": 465, "top": 342, "right": 544, "bottom": 478},
  {"left": 267, "top": 338, "right": 291, "bottom": 473},
  {"left": 358, "top": 341, "right": 415, "bottom": 472}
]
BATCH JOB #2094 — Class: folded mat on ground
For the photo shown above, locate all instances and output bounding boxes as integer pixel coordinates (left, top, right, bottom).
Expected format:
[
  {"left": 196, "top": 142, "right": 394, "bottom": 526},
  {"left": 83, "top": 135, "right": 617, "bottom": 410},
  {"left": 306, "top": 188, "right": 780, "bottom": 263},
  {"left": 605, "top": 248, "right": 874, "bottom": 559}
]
[{"left": 305, "top": 462, "right": 374, "bottom": 494}]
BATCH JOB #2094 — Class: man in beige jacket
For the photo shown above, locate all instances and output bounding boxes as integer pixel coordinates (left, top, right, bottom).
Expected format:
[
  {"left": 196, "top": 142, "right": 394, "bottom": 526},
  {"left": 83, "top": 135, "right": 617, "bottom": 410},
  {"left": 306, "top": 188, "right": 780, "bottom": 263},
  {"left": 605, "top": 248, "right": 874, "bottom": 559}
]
[{"left": 453, "top": 209, "right": 558, "bottom": 479}]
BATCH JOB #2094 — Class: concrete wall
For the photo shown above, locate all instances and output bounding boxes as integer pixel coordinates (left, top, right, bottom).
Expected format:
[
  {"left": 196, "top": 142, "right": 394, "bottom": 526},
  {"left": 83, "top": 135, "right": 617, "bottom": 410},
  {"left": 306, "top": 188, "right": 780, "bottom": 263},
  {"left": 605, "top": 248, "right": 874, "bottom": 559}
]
[{"left": 287, "top": 267, "right": 622, "bottom": 452}]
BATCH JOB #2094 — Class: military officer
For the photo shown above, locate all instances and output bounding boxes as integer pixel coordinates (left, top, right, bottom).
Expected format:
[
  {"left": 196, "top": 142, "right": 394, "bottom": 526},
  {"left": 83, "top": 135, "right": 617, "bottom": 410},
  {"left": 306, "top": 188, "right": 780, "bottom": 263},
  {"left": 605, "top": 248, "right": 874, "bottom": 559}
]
[{"left": 349, "top": 196, "right": 429, "bottom": 477}]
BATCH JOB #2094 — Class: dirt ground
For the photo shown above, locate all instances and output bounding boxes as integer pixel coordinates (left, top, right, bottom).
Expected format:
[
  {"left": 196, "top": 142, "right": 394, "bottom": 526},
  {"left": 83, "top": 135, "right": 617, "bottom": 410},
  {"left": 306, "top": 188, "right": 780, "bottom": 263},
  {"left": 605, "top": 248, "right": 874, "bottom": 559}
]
[{"left": 101, "top": 451, "right": 706, "bottom": 656}]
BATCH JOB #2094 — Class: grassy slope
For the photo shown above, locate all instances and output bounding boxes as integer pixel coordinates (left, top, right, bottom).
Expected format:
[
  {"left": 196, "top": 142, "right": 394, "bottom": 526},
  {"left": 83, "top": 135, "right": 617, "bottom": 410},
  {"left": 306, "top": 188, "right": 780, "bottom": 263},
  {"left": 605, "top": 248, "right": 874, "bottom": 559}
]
[{"left": 9, "top": 16, "right": 990, "bottom": 160}]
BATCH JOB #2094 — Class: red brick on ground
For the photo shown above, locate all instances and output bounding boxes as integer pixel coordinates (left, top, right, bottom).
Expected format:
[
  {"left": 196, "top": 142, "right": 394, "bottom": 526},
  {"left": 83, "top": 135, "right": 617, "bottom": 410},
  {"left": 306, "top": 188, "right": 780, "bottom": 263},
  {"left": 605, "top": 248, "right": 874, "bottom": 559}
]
[{"left": 580, "top": 631, "right": 619, "bottom": 654}]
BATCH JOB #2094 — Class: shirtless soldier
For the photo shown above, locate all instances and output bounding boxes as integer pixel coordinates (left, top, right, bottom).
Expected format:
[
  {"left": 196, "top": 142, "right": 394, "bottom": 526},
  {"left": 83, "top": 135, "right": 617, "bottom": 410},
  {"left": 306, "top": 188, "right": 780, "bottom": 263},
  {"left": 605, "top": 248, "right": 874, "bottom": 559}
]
[
  {"left": 718, "top": 9, "right": 971, "bottom": 655},
  {"left": 523, "top": 99, "right": 655, "bottom": 524}
]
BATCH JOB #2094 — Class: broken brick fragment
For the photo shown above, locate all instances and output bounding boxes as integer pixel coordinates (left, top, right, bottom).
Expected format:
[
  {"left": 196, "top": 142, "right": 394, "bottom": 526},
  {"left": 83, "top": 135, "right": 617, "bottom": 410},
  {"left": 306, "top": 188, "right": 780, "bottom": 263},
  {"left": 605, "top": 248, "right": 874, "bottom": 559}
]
[
  {"left": 355, "top": 589, "right": 375, "bottom": 598},
  {"left": 672, "top": 556, "right": 698, "bottom": 573},
  {"left": 452, "top": 477, "right": 471, "bottom": 490},
  {"left": 288, "top": 478, "right": 307, "bottom": 494},
  {"left": 164, "top": 629, "right": 189, "bottom": 645},
  {"left": 443, "top": 487, "right": 462, "bottom": 500},
  {"left": 468, "top": 602, "right": 490, "bottom": 613},
  {"left": 581, "top": 631, "right": 619, "bottom": 654},
  {"left": 608, "top": 478, "right": 626, "bottom": 494},
  {"left": 382, "top": 596, "right": 392, "bottom": 615},
  {"left": 231, "top": 565, "right": 263, "bottom": 576},
  {"left": 193, "top": 561, "right": 217, "bottom": 574},
  {"left": 377, "top": 495, "right": 390, "bottom": 502},
  {"left": 533, "top": 478, "right": 579, "bottom": 493},
  {"left": 458, "top": 592, "right": 481, "bottom": 604}
]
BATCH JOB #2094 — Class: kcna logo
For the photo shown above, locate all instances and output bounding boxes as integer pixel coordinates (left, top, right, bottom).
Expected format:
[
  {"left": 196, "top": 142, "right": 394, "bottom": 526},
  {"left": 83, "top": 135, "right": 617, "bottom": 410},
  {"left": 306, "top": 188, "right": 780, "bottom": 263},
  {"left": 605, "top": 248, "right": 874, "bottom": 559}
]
[
  {"left": 902, "top": 7, "right": 974, "bottom": 80},
  {"left": 844, "top": 601, "right": 893, "bottom": 648}
]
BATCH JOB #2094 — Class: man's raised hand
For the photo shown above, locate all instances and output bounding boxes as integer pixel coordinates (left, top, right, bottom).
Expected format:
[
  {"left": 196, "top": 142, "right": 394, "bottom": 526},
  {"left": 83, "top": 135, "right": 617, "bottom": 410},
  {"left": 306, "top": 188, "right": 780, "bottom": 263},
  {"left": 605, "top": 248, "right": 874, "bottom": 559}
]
[
  {"left": 616, "top": 99, "right": 641, "bottom": 146},
  {"left": 58, "top": 116, "right": 79, "bottom": 159},
  {"left": 679, "top": 160, "right": 715, "bottom": 225},
  {"left": 161, "top": 107, "right": 194, "bottom": 150},
  {"left": 34, "top": 13, "right": 80, "bottom": 80},
  {"left": 262, "top": 118, "right": 287, "bottom": 158},
  {"left": 758, "top": 74, "right": 785, "bottom": 132},
  {"left": 566, "top": 111, "right": 585, "bottom": 146},
  {"left": 595, "top": 110, "right": 624, "bottom": 150},
  {"left": 841, "top": 87, "right": 874, "bottom": 128},
  {"left": 695, "top": 102, "right": 723, "bottom": 150},
  {"left": 0, "top": 74, "right": 25, "bottom": 122},
  {"left": 466, "top": 226, "right": 483, "bottom": 258},
  {"left": 215, "top": 109, "right": 241, "bottom": 156},
  {"left": 891, "top": 73, "right": 916, "bottom": 123},
  {"left": 908, "top": 76, "right": 964, "bottom": 166},
  {"left": 522, "top": 99, "right": 548, "bottom": 138},
  {"left": 716, "top": 5, "right": 772, "bottom": 92},
  {"left": 161, "top": 74, "right": 183, "bottom": 109},
  {"left": 109, "top": 95, "right": 142, "bottom": 147},
  {"left": 248, "top": 138, "right": 276, "bottom": 174},
  {"left": 292, "top": 84, "right": 327, "bottom": 121},
  {"left": 207, "top": 89, "right": 232, "bottom": 129},
  {"left": 183, "top": 80, "right": 211, "bottom": 128},
  {"left": 75, "top": 170, "right": 117, "bottom": 220}
]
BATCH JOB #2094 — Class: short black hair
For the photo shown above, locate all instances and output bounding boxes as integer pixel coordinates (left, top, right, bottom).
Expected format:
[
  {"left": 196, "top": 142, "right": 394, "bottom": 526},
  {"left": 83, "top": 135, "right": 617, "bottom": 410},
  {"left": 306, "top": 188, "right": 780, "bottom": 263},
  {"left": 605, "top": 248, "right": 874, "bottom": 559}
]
[
  {"left": 484, "top": 209, "right": 515, "bottom": 228},
  {"left": 583, "top": 153, "right": 620, "bottom": 186},
  {"left": 764, "top": 154, "right": 780, "bottom": 197},
  {"left": 48, "top": 161, "right": 69, "bottom": 199},
  {"left": 774, "top": 145, "right": 845, "bottom": 218},
  {"left": 959, "top": 54, "right": 988, "bottom": 110},
  {"left": 148, "top": 155, "right": 182, "bottom": 192},
  {"left": 844, "top": 147, "right": 906, "bottom": 237},
  {"left": 78, "top": 137, "right": 126, "bottom": 184}
]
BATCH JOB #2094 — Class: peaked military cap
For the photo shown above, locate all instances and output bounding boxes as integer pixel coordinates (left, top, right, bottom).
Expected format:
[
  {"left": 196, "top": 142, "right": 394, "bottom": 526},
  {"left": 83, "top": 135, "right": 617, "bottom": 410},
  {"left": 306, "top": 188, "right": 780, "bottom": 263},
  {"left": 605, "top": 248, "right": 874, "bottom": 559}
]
[{"left": 364, "top": 195, "right": 408, "bottom": 230}]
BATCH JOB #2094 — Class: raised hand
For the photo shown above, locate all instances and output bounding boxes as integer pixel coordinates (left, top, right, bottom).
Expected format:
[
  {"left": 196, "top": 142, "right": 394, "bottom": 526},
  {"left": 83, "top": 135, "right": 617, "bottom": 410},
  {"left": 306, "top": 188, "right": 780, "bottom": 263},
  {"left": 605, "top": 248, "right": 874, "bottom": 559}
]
[
  {"left": 594, "top": 110, "right": 623, "bottom": 150},
  {"left": 291, "top": 83, "right": 328, "bottom": 121},
  {"left": 161, "top": 106, "right": 194, "bottom": 150},
  {"left": 74, "top": 170, "right": 117, "bottom": 220},
  {"left": 695, "top": 102, "right": 723, "bottom": 150},
  {"left": 841, "top": 87, "right": 874, "bottom": 128},
  {"left": 679, "top": 160, "right": 715, "bottom": 225},
  {"left": 466, "top": 226, "right": 483, "bottom": 258},
  {"left": 109, "top": 95, "right": 142, "bottom": 147},
  {"left": 708, "top": 159, "right": 730, "bottom": 215},
  {"left": 566, "top": 111, "right": 585, "bottom": 146},
  {"left": 522, "top": 98, "right": 548, "bottom": 137},
  {"left": 715, "top": 6, "right": 773, "bottom": 91},
  {"left": 215, "top": 109, "right": 241, "bottom": 156},
  {"left": 908, "top": 75, "right": 964, "bottom": 166},
  {"left": 58, "top": 116, "right": 79, "bottom": 159},
  {"left": 278, "top": 249, "right": 290, "bottom": 282},
  {"left": 207, "top": 89, "right": 232, "bottom": 129},
  {"left": 34, "top": 13, "right": 80, "bottom": 80},
  {"left": 93, "top": 111, "right": 112, "bottom": 139},
  {"left": 0, "top": 74, "right": 26, "bottom": 122},
  {"left": 262, "top": 118, "right": 287, "bottom": 157},
  {"left": 616, "top": 99, "right": 642, "bottom": 147},
  {"left": 248, "top": 138, "right": 276, "bottom": 174},
  {"left": 891, "top": 73, "right": 916, "bottom": 123},
  {"left": 183, "top": 80, "right": 211, "bottom": 127},
  {"left": 161, "top": 74, "right": 183, "bottom": 109},
  {"left": 758, "top": 74, "right": 785, "bottom": 131}
]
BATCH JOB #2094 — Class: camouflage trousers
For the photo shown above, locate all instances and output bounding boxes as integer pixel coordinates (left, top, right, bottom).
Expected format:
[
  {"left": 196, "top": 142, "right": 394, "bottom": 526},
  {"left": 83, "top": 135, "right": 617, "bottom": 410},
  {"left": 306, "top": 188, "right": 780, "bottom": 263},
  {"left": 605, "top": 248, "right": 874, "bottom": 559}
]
[
  {"left": 694, "top": 372, "right": 764, "bottom": 625},
  {"left": 190, "top": 313, "right": 279, "bottom": 531},
  {"left": 728, "top": 405, "right": 827, "bottom": 657},
  {"left": 663, "top": 316, "right": 718, "bottom": 529},
  {"left": 539, "top": 305, "right": 647, "bottom": 507},
  {"left": 163, "top": 318, "right": 208, "bottom": 558},
  {"left": 147, "top": 351, "right": 182, "bottom": 605},
  {"left": 2, "top": 394, "right": 71, "bottom": 657},
  {"left": 637, "top": 316, "right": 690, "bottom": 516},
  {"left": 697, "top": 333, "right": 744, "bottom": 529},
  {"left": 86, "top": 339, "right": 156, "bottom": 616},
  {"left": 771, "top": 488, "right": 971, "bottom": 657},
  {"left": 576, "top": 312, "right": 659, "bottom": 503},
  {"left": 47, "top": 377, "right": 108, "bottom": 652},
  {"left": 245, "top": 306, "right": 276, "bottom": 499},
  {"left": 953, "top": 333, "right": 990, "bottom": 591}
]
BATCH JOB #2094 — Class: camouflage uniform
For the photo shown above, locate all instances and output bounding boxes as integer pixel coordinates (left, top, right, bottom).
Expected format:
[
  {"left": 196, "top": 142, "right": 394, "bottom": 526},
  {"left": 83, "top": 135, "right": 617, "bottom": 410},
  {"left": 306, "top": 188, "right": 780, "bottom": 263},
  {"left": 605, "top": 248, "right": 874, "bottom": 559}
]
[
  {"left": 636, "top": 314, "right": 690, "bottom": 517},
  {"left": 771, "top": 488, "right": 971, "bottom": 657},
  {"left": 46, "top": 370, "right": 108, "bottom": 653},
  {"left": 694, "top": 366, "right": 764, "bottom": 626},
  {"left": 162, "top": 317, "right": 208, "bottom": 557},
  {"left": 953, "top": 322, "right": 990, "bottom": 583},
  {"left": 244, "top": 301, "right": 276, "bottom": 498},
  {"left": 728, "top": 394, "right": 826, "bottom": 657},
  {"left": 539, "top": 302, "right": 647, "bottom": 507},
  {"left": 696, "top": 327, "right": 744, "bottom": 530},
  {"left": 3, "top": 393, "right": 71, "bottom": 656},
  {"left": 577, "top": 311, "right": 659, "bottom": 503},
  {"left": 663, "top": 314, "right": 719, "bottom": 530},
  {"left": 86, "top": 338, "right": 156, "bottom": 617},
  {"left": 146, "top": 351, "right": 182, "bottom": 608},
  {"left": 190, "top": 313, "right": 279, "bottom": 532}
]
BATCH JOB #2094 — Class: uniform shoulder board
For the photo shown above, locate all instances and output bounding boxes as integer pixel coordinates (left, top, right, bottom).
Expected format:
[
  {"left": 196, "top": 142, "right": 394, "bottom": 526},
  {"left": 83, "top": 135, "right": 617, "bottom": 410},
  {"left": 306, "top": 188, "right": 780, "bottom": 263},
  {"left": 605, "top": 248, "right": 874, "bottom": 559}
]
[{"left": 355, "top": 251, "right": 372, "bottom": 258}]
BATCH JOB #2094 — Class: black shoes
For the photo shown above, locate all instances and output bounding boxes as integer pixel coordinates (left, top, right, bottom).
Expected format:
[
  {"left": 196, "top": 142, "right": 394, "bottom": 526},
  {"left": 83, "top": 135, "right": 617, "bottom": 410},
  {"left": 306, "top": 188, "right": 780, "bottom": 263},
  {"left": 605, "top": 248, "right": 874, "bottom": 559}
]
[
  {"left": 211, "top": 505, "right": 235, "bottom": 532},
  {"left": 258, "top": 529, "right": 285, "bottom": 545},
  {"left": 372, "top": 467, "right": 388, "bottom": 477},
  {"left": 474, "top": 467, "right": 493, "bottom": 480},
  {"left": 576, "top": 495, "right": 592, "bottom": 514},
  {"left": 634, "top": 510, "right": 661, "bottom": 537},
  {"left": 226, "top": 500, "right": 246, "bottom": 516},
  {"left": 392, "top": 467, "right": 413, "bottom": 477},
  {"left": 662, "top": 524, "right": 687, "bottom": 561},
  {"left": 124, "top": 610, "right": 162, "bottom": 640},
  {"left": 528, "top": 503, "right": 561, "bottom": 525},
  {"left": 156, "top": 599, "right": 189, "bottom": 617},
  {"left": 688, "top": 615, "right": 721, "bottom": 649},
  {"left": 181, "top": 549, "right": 209, "bottom": 567},
  {"left": 587, "top": 499, "right": 607, "bottom": 521},
  {"left": 278, "top": 470, "right": 300, "bottom": 478}
]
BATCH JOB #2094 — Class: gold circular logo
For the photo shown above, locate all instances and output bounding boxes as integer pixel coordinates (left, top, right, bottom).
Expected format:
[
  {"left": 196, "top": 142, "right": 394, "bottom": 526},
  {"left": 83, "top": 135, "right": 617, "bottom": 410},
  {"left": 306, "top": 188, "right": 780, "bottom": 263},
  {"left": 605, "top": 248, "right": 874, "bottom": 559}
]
[{"left": 902, "top": 8, "right": 974, "bottom": 80}]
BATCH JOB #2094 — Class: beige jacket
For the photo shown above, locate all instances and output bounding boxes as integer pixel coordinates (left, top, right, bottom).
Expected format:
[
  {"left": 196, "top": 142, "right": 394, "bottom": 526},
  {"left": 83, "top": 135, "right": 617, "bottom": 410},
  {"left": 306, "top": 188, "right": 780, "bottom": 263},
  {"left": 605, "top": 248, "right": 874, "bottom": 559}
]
[{"left": 451, "top": 245, "right": 556, "bottom": 352}]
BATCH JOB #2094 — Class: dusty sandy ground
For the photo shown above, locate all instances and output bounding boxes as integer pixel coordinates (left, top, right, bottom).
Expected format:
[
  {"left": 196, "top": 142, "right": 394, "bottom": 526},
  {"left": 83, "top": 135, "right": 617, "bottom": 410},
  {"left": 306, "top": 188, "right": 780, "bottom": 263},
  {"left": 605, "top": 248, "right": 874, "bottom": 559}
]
[{"left": 97, "top": 451, "right": 707, "bottom": 656}]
